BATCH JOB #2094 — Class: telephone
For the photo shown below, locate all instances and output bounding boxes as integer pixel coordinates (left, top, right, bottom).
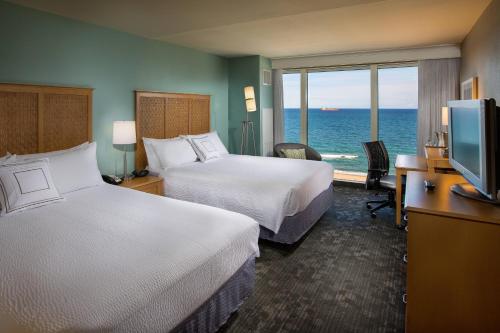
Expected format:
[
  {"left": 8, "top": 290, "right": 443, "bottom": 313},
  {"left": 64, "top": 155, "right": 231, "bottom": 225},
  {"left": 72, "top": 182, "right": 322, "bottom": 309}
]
[
  {"left": 102, "top": 175, "right": 123, "bottom": 185},
  {"left": 132, "top": 169, "right": 149, "bottom": 177}
]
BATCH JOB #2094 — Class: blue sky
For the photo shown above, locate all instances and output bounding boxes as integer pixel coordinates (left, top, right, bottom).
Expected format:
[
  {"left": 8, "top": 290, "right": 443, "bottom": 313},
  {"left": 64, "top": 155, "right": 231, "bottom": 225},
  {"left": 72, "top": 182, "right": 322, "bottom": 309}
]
[{"left": 283, "top": 66, "right": 418, "bottom": 109}]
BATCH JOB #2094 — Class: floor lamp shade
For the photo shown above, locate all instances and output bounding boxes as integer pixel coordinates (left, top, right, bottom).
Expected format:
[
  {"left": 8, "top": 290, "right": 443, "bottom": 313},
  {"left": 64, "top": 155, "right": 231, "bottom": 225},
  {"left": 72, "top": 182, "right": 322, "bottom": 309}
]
[
  {"left": 244, "top": 86, "right": 257, "bottom": 112},
  {"left": 241, "top": 86, "right": 257, "bottom": 155},
  {"left": 113, "top": 121, "right": 136, "bottom": 144}
]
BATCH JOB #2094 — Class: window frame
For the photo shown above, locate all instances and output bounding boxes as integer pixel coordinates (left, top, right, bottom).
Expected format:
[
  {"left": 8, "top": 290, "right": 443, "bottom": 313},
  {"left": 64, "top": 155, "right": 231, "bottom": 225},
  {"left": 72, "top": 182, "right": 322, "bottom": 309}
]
[{"left": 283, "top": 61, "right": 418, "bottom": 144}]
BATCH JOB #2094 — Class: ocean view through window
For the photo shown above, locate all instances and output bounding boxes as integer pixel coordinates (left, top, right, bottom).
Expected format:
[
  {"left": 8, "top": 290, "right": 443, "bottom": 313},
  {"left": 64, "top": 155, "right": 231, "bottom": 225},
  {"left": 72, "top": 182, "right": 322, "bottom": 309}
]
[
  {"left": 283, "top": 65, "right": 418, "bottom": 178},
  {"left": 283, "top": 73, "right": 301, "bottom": 143}
]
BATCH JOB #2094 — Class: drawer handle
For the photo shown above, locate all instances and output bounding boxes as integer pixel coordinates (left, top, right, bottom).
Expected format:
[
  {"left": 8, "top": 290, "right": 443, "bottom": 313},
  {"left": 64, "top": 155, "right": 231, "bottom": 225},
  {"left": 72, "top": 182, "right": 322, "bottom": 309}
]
[
  {"left": 402, "top": 293, "right": 408, "bottom": 304},
  {"left": 403, "top": 254, "right": 408, "bottom": 263}
]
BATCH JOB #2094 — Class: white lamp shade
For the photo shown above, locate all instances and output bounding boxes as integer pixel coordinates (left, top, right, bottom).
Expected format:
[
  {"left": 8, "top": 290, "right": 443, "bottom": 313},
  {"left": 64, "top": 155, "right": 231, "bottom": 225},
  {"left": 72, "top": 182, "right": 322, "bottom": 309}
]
[
  {"left": 113, "top": 121, "right": 136, "bottom": 144},
  {"left": 246, "top": 98, "right": 257, "bottom": 112},
  {"left": 244, "top": 86, "right": 255, "bottom": 100},
  {"left": 441, "top": 107, "right": 449, "bottom": 126}
]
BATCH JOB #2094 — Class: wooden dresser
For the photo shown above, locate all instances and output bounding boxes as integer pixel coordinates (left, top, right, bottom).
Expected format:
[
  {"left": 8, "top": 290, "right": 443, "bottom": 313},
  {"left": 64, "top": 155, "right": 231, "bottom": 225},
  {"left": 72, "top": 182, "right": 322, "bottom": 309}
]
[
  {"left": 119, "top": 176, "right": 164, "bottom": 196},
  {"left": 404, "top": 171, "right": 500, "bottom": 333}
]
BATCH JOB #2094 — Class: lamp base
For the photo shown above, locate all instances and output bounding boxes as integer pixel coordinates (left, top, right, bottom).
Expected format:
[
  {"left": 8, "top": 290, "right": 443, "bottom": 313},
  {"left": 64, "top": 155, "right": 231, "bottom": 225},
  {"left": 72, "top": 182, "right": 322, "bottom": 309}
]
[
  {"left": 123, "top": 151, "right": 131, "bottom": 181},
  {"left": 240, "top": 120, "right": 256, "bottom": 155}
]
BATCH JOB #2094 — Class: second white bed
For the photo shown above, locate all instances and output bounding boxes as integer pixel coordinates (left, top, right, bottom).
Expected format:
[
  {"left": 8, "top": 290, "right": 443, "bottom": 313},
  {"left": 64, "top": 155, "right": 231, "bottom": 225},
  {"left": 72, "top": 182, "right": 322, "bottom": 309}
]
[{"left": 160, "top": 154, "right": 334, "bottom": 234}]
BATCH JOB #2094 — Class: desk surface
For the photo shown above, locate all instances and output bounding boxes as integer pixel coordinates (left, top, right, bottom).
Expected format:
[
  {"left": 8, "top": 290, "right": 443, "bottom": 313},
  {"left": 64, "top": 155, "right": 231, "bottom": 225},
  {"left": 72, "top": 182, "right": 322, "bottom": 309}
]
[
  {"left": 395, "top": 154, "right": 427, "bottom": 171},
  {"left": 405, "top": 171, "right": 500, "bottom": 225}
]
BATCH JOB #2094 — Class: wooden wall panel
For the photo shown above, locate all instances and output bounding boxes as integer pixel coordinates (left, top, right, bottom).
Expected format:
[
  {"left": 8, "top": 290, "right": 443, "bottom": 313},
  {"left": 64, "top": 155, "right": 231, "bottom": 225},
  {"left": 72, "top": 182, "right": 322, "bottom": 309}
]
[
  {"left": 0, "top": 84, "right": 92, "bottom": 157},
  {"left": 0, "top": 91, "right": 38, "bottom": 156},
  {"left": 135, "top": 91, "right": 210, "bottom": 170},
  {"left": 165, "top": 97, "right": 189, "bottom": 138},
  {"left": 190, "top": 98, "right": 210, "bottom": 134},
  {"left": 43, "top": 94, "right": 90, "bottom": 152}
]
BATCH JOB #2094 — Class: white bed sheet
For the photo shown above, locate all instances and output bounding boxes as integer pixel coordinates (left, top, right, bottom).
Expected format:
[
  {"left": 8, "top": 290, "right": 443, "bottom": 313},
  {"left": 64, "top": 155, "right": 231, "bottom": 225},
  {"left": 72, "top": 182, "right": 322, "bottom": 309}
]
[
  {"left": 0, "top": 184, "right": 259, "bottom": 333},
  {"left": 160, "top": 154, "right": 334, "bottom": 233}
]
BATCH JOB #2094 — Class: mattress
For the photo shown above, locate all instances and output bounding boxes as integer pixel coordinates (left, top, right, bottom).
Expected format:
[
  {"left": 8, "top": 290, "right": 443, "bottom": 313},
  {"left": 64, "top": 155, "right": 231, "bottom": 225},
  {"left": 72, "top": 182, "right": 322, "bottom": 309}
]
[
  {"left": 0, "top": 184, "right": 259, "bottom": 333},
  {"left": 160, "top": 154, "right": 334, "bottom": 233}
]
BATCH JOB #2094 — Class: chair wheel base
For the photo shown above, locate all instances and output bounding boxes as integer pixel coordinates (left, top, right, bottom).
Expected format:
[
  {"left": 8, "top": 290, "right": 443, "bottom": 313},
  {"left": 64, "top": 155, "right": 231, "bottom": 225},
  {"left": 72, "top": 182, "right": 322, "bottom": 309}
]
[{"left": 370, "top": 213, "right": 376, "bottom": 218}]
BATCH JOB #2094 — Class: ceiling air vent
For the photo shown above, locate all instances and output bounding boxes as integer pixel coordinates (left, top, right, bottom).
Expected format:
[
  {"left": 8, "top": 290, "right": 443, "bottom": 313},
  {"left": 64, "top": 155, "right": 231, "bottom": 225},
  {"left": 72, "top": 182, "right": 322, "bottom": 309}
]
[{"left": 262, "top": 69, "right": 272, "bottom": 86}]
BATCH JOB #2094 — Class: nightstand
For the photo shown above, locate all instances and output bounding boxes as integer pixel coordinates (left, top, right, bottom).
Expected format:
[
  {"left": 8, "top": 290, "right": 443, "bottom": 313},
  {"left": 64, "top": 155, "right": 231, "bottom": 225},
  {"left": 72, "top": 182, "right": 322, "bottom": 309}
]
[{"left": 119, "top": 176, "right": 164, "bottom": 196}]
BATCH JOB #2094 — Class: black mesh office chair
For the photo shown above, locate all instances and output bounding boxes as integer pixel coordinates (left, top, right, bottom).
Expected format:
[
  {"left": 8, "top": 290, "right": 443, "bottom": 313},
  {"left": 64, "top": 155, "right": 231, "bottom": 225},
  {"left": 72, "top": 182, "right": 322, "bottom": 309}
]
[{"left": 362, "top": 141, "right": 399, "bottom": 218}]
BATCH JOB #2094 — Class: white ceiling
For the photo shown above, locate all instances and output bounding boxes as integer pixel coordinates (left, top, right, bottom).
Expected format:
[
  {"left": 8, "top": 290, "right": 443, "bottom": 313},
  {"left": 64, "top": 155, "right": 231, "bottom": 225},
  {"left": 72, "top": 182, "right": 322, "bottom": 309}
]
[{"left": 9, "top": 0, "right": 491, "bottom": 58}]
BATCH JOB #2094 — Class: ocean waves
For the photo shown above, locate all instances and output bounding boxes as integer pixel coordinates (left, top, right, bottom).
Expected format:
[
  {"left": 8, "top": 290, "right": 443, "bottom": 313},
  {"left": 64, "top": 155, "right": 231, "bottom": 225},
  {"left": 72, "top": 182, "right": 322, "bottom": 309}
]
[{"left": 321, "top": 153, "right": 358, "bottom": 160}]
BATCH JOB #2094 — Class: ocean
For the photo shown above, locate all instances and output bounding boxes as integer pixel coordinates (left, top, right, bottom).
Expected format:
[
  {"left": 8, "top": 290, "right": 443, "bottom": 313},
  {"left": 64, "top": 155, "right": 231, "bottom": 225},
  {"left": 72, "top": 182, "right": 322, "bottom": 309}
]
[{"left": 284, "top": 108, "right": 417, "bottom": 174}]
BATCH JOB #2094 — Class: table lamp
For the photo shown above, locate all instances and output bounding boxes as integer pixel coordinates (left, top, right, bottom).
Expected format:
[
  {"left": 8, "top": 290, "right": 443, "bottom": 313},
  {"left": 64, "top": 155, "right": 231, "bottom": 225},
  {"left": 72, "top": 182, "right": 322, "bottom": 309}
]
[
  {"left": 113, "top": 121, "right": 136, "bottom": 181},
  {"left": 438, "top": 107, "right": 449, "bottom": 148},
  {"left": 241, "top": 86, "right": 257, "bottom": 155}
]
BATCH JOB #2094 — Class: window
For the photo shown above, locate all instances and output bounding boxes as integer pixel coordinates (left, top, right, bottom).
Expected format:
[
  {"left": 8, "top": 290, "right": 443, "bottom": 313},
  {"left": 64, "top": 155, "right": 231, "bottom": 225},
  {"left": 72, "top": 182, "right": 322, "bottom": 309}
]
[
  {"left": 308, "top": 69, "right": 371, "bottom": 174},
  {"left": 378, "top": 66, "right": 418, "bottom": 174},
  {"left": 283, "top": 73, "right": 301, "bottom": 143},
  {"left": 283, "top": 64, "right": 418, "bottom": 180}
]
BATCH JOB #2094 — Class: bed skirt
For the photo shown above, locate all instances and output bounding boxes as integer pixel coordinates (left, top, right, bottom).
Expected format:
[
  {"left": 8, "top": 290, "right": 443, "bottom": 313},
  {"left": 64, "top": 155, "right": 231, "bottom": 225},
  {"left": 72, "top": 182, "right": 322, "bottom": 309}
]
[
  {"left": 172, "top": 255, "right": 256, "bottom": 333},
  {"left": 259, "top": 183, "right": 334, "bottom": 244}
]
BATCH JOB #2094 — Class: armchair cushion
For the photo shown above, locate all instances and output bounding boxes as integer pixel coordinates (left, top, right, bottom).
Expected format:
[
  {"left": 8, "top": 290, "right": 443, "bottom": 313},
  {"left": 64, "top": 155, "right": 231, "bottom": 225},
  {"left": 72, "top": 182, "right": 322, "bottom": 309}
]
[
  {"left": 274, "top": 143, "right": 322, "bottom": 161},
  {"left": 281, "top": 148, "right": 307, "bottom": 160}
]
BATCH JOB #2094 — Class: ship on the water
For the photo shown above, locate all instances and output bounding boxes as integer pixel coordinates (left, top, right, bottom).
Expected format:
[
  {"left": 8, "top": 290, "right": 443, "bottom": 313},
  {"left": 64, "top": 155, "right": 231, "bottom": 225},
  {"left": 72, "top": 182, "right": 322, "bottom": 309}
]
[{"left": 320, "top": 107, "right": 339, "bottom": 111}]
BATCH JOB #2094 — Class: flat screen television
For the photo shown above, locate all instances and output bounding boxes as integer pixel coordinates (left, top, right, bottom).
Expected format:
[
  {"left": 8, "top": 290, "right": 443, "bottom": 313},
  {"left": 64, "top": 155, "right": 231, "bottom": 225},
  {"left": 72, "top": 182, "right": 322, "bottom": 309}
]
[{"left": 448, "top": 99, "right": 500, "bottom": 203}]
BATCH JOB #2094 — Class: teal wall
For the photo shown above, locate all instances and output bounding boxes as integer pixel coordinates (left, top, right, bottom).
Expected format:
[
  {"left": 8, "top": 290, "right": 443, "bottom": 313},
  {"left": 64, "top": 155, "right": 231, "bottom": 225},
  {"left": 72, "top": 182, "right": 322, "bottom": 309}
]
[
  {"left": 227, "top": 55, "right": 272, "bottom": 155},
  {"left": 228, "top": 56, "right": 261, "bottom": 154},
  {"left": 0, "top": 1, "right": 228, "bottom": 174}
]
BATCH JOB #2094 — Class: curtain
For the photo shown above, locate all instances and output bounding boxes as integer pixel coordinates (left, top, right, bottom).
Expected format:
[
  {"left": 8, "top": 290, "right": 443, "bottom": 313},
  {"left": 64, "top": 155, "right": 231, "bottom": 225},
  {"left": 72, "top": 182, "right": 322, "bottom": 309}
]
[
  {"left": 417, "top": 58, "right": 460, "bottom": 155},
  {"left": 272, "top": 69, "right": 284, "bottom": 145}
]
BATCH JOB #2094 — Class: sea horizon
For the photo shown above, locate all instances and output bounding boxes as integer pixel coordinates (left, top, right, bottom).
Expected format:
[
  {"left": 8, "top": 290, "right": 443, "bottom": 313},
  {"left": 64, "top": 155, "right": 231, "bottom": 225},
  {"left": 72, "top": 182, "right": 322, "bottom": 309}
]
[{"left": 284, "top": 108, "right": 417, "bottom": 174}]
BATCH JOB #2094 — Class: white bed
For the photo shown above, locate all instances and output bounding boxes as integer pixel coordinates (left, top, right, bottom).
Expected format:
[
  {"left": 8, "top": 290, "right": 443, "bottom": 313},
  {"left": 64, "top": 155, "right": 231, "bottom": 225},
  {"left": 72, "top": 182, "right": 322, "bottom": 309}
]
[
  {"left": 159, "top": 154, "right": 334, "bottom": 240},
  {"left": 0, "top": 184, "right": 259, "bottom": 333}
]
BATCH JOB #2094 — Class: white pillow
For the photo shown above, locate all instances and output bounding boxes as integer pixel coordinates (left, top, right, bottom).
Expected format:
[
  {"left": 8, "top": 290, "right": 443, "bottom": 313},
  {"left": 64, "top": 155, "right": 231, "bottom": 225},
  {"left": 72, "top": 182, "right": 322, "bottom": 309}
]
[
  {"left": 0, "top": 159, "right": 64, "bottom": 216},
  {"left": 45, "top": 142, "right": 103, "bottom": 194},
  {"left": 142, "top": 138, "right": 164, "bottom": 172},
  {"left": 182, "top": 131, "right": 229, "bottom": 155},
  {"left": 152, "top": 138, "right": 198, "bottom": 169},
  {"left": 0, "top": 153, "right": 14, "bottom": 165},
  {"left": 15, "top": 142, "right": 89, "bottom": 161},
  {"left": 189, "top": 136, "right": 220, "bottom": 162}
]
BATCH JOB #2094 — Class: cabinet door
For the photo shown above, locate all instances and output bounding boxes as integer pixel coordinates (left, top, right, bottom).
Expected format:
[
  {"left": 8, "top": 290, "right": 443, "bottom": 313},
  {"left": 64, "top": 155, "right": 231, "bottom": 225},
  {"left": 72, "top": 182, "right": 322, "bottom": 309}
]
[{"left": 406, "top": 212, "right": 500, "bottom": 333}]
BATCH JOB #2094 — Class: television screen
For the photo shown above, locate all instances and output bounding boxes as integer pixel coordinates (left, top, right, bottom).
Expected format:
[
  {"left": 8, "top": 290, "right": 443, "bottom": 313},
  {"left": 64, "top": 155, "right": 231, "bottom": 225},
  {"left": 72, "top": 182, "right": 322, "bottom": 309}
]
[{"left": 450, "top": 107, "right": 481, "bottom": 178}]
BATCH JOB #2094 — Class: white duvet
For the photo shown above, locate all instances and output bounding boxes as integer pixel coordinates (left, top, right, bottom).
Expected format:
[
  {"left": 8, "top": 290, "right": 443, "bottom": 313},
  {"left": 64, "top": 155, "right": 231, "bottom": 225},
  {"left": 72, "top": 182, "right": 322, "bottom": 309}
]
[
  {"left": 0, "top": 184, "right": 259, "bottom": 333},
  {"left": 160, "top": 155, "right": 334, "bottom": 233}
]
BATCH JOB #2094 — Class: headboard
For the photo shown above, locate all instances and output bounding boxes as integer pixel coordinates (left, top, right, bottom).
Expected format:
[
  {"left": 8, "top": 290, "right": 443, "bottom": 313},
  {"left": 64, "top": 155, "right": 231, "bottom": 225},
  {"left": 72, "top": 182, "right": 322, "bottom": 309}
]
[
  {"left": 135, "top": 91, "right": 210, "bottom": 170},
  {"left": 0, "top": 83, "right": 93, "bottom": 156}
]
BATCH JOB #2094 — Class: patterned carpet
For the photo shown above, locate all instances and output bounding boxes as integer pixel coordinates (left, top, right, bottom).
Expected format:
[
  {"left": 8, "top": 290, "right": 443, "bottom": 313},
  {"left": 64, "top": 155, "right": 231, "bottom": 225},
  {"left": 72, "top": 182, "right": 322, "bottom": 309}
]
[{"left": 221, "top": 185, "right": 407, "bottom": 333}]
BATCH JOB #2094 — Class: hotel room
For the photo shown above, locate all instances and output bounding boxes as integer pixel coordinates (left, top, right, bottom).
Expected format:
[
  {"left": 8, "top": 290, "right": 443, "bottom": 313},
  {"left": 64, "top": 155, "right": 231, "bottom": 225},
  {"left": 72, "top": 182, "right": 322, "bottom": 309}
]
[{"left": 0, "top": 0, "right": 499, "bottom": 332}]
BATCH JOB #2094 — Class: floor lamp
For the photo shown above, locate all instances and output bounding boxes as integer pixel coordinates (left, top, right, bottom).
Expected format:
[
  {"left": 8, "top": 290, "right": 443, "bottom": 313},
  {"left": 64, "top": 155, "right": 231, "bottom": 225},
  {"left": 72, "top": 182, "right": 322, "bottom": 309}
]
[{"left": 241, "top": 86, "right": 257, "bottom": 155}]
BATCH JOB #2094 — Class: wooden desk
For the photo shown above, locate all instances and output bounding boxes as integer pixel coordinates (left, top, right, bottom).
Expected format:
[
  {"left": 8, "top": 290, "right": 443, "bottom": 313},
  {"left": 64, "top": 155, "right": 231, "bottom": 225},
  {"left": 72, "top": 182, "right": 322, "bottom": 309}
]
[
  {"left": 424, "top": 146, "right": 453, "bottom": 174},
  {"left": 394, "top": 155, "right": 427, "bottom": 226},
  {"left": 404, "top": 171, "right": 500, "bottom": 333}
]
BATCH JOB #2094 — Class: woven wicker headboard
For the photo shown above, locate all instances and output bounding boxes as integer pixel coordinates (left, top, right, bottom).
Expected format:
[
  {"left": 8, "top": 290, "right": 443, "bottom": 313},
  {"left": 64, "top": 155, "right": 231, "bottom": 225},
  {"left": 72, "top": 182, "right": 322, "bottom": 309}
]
[
  {"left": 135, "top": 91, "right": 210, "bottom": 170},
  {"left": 0, "top": 83, "right": 93, "bottom": 156}
]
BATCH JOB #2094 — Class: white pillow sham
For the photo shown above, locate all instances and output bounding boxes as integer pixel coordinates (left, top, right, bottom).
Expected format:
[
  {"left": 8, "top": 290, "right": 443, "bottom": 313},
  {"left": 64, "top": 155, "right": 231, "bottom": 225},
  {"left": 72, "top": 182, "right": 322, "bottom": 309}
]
[
  {"left": 182, "top": 131, "right": 229, "bottom": 155},
  {"left": 142, "top": 138, "right": 164, "bottom": 172},
  {"left": 0, "top": 153, "right": 14, "bottom": 165},
  {"left": 0, "top": 159, "right": 64, "bottom": 216},
  {"left": 16, "top": 142, "right": 103, "bottom": 194},
  {"left": 45, "top": 142, "right": 103, "bottom": 194},
  {"left": 151, "top": 137, "right": 198, "bottom": 169},
  {"left": 189, "top": 135, "right": 220, "bottom": 162}
]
